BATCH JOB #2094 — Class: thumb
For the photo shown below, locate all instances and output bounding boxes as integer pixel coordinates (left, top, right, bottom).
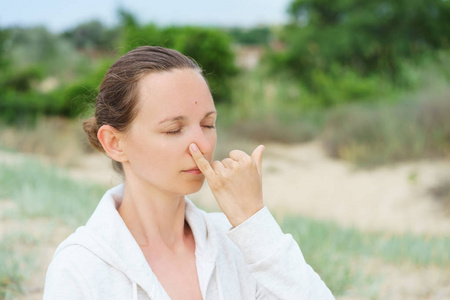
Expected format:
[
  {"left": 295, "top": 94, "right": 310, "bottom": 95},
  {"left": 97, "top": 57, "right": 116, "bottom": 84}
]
[
  {"left": 189, "top": 143, "right": 216, "bottom": 179},
  {"left": 251, "top": 145, "right": 265, "bottom": 177}
]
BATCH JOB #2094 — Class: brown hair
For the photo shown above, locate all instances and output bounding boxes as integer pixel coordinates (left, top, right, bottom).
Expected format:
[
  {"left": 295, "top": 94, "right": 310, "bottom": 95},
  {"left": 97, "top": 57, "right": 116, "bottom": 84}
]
[{"left": 83, "top": 46, "right": 202, "bottom": 175}]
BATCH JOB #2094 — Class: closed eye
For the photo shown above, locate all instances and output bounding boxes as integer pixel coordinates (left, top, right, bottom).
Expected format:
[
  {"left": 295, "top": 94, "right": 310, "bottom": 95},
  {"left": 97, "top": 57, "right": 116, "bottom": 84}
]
[{"left": 166, "top": 129, "right": 182, "bottom": 135}]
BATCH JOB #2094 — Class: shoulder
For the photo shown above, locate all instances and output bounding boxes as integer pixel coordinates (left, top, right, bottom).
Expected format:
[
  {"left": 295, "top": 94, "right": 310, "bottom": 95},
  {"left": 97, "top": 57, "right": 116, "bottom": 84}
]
[
  {"left": 44, "top": 242, "right": 95, "bottom": 299},
  {"left": 46, "top": 226, "right": 121, "bottom": 282},
  {"left": 47, "top": 231, "right": 107, "bottom": 278},
  {"left": 44, "top": 230, "right": 130, "bottom": 299}
]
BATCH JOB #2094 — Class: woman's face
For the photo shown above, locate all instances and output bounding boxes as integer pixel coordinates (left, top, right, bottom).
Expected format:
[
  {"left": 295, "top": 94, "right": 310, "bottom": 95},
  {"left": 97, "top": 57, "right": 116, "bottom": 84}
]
[{"left": 121, "top": 68, "right": 217, "bottom": 196}]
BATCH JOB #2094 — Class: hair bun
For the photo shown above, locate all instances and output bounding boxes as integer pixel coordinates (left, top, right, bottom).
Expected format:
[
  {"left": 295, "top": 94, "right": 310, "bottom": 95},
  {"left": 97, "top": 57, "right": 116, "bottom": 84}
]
[{"left": 83, "top": 117, "right": 103, "bottom": 152}]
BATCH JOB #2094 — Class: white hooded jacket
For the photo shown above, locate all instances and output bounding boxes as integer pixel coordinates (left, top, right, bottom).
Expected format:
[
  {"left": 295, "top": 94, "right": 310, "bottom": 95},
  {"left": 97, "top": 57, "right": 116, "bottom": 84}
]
[{"left": 44, "top": 184, "right": 334, "bottom": 299}]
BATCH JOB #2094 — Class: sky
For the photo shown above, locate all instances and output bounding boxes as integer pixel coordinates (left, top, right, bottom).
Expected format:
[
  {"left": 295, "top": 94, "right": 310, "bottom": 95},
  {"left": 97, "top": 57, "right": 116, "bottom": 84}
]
[{"left": 0, "top": 0, "right": 291, "bottom": 32}]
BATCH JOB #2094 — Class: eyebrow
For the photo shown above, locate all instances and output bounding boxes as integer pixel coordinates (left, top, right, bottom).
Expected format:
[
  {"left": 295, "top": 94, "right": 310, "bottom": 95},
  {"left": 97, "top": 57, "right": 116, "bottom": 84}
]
[{"left": 158, "top": 110, "right": 217, "bottom": 125}]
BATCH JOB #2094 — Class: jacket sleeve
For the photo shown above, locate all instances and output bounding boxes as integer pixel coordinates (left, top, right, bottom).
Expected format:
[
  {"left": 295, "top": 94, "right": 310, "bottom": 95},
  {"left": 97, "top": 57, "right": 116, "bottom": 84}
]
[
  {"left": 43, "top": 250, "right": 93, "bottom": 300},
  {"left": 226, "top": 207, "right": 335, "bottom": 300}
]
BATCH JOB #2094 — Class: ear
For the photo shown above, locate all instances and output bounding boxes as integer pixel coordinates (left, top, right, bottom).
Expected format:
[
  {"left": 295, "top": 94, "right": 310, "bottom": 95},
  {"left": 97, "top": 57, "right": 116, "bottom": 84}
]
[{"left": 97, "top": 125, "right": 127, "bottom": 163}]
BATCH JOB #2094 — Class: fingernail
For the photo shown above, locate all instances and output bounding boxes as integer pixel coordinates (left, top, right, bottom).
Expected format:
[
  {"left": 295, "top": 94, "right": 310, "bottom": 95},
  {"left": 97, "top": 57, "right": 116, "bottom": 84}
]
[{"left": 190, "top": 143, "right": 198, "bottom": 152}]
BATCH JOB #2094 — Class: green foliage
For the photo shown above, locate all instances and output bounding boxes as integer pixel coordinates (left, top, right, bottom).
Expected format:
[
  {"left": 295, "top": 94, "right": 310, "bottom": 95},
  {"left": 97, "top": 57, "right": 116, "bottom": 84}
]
[
  {"left": 120, "top": 13, "right": 237, "bottom": 103},
  {"left": 2, "top": 66, "right": 45, "bottom": 92},
  {"left": 54, "top": 58, "right": 114, "bottom": 117},
  {"left": 0, "top": 91, "right": 52, "bottom": 123},
  {"left": 227, "top": 27, "right": 272, "bottom": 45},
  {"left": 306, "top": 65, "right": 392, "bottom": 107},
  {"left": 0, "top": 28, "right": 10, "bottom": 71},
  {"left": 0, "top": 25, "right": 107, "bottom": 123},
  {"left": 3, "top": 27, "right": 60, "bottom": 69},
  {"left": 1, "top": 26, "right": 86, "bottom": 75},
  {"left": 264, "top": 0, "right": 450, "bottom": 107},
  {"left": 0, "top": 13, "right": 238, "bottom": 121},
  {"left": 284, "top": 0, "right": 450, "bottom": 76},
  {"left": 62, "top": 20, "right": 120, "bottom": 50}
]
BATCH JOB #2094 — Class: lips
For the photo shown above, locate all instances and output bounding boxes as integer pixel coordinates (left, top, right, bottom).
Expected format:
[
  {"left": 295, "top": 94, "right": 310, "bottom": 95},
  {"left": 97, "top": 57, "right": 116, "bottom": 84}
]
[{"left": 182, "top": 168, "right": 202, "bottom": 175}]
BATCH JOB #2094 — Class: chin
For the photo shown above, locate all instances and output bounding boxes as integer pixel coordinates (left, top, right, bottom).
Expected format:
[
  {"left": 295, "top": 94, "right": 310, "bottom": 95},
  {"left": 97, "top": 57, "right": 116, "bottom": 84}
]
[{"left": 181, "top": 178, "right": 205, "bottom": 195}]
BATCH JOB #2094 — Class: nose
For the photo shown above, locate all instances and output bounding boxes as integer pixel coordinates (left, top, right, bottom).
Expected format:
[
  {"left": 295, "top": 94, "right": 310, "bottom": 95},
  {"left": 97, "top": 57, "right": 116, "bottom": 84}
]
[{"left": 189, "top": 126, "right": 215, "bottom": 155}]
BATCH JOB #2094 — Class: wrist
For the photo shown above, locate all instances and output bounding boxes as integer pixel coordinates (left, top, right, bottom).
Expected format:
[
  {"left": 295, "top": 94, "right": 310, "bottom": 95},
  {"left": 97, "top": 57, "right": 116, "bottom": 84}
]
[{"left": 228, "top": 204, "right": 264, "bottom": 227}]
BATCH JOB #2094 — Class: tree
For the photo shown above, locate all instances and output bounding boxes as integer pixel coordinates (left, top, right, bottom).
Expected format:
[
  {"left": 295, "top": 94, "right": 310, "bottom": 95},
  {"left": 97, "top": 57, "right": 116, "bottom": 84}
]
[
  {"left": 228, "top": 27, "right": 272, "bottom": 45},
  {"left": 62, "top": 20, "right": 120, "bottom": 51},
  {"left": 277, "top": 0, "right": 450, "bottom": 78}
]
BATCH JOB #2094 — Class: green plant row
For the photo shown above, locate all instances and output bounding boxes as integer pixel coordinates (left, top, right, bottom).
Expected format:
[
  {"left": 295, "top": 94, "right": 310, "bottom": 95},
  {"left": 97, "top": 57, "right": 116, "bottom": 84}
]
[{"left": 281, "top": 215, "right": 450, "bottom": 296}]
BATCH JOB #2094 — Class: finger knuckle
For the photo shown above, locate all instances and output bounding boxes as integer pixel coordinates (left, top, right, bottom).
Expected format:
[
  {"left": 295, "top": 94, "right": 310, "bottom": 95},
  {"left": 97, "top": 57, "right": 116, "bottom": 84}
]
[
  {"left": 223, "top": 170, "right": 234, "bottom": 179},
  {"left": 199, "top": 160, "right": 210, "bottom": 170},
  {"left": 229, "top": 150, "right": 239, "bottom": 156},
  {"left": 222, "top": 158, "right": 231, "bottom": 164}
]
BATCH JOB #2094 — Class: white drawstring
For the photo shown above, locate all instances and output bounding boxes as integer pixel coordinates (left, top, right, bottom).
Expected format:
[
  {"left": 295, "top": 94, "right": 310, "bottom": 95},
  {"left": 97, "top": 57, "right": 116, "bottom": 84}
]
[{"left": 132, "top": 281, "right": 137, "bottom": 300}]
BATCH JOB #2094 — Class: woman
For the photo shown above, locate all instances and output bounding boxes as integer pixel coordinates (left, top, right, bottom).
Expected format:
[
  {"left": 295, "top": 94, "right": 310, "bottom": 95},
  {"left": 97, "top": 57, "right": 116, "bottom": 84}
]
[{"left": 44, "top": 46, "right": 334, "bottom": 299}]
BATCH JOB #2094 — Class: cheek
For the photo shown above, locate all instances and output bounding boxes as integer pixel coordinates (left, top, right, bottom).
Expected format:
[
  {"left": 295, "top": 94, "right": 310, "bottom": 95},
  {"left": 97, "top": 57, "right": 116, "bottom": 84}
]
[
  {"left": 210, "top": 134, "right": 217, "bottom": 155},
  {"left": 125, "top": 134, "right": 167, "bottom": 167},
  {"left": 202, "top": 130, "right": 217, "bottom": 160},
  {"left": 127, "top": 141, "right": 179, "bottom": 181},
  {"left": 151, "top": 137, "right": 190, "bottom": 166}
]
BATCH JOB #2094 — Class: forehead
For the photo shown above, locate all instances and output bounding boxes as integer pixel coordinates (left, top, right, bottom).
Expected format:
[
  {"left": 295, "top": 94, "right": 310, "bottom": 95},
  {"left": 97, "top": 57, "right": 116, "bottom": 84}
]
[{"left": 136, "top": 69, "right": 214, "bottom": 121}]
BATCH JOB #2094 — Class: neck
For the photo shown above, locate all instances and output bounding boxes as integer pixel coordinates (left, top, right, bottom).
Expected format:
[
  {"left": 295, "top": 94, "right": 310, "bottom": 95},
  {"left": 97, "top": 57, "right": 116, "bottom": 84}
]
[{"left": 118, "top": 177, "right": 188, "bottom": 251}]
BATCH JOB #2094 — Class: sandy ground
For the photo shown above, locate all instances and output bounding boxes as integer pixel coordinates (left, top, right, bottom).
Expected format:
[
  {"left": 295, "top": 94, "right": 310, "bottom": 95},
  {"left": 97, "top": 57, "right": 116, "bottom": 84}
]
[{"left": 1, "top": 142, "right": 450, "bottom": 299}]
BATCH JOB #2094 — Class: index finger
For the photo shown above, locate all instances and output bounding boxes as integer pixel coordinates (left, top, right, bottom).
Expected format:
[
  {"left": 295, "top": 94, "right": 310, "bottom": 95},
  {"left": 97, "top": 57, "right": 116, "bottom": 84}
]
[{"left": 189, "top": 143, "right": 216, "bottom": 179}]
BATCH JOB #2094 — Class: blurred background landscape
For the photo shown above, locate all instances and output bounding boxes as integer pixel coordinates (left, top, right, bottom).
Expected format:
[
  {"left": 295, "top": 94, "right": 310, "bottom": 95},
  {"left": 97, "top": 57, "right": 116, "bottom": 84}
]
[{"left": 1, "top": 0, "right": 450, "bottom": 299}]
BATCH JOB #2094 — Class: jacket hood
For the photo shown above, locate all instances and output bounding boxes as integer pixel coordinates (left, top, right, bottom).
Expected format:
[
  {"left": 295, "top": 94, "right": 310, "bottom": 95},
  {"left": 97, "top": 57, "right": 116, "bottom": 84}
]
[{"left": 53, "top": 184, "right": 219, "bottom": 299}]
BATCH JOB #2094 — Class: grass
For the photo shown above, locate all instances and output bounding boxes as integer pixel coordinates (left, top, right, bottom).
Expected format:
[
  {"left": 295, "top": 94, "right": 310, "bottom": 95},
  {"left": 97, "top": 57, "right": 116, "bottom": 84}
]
[
  {"left": 0, "top": 232, "right": 36, "bottom": 299},
  {"left": 0, "top": 158, "right": 105, "bottom": 296},
  {"left": 281, "top": 215, "right": 450, "bottom": 296},
  {"left": 0, "top": 159, "right": 104, "bottom": 227},
  {"left": 322, "top": 88, "right": 450, "bottom": 168}
]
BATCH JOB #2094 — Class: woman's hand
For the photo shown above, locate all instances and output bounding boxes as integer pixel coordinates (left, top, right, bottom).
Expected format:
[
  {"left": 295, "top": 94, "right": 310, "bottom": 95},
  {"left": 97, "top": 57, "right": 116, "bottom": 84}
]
[{"left": 190, "top": 143, "right": 265, "bottom": 227}]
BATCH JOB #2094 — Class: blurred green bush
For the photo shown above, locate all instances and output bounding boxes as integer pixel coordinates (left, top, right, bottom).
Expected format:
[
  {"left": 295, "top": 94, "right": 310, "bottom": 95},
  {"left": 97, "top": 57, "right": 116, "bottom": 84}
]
[
  {"left": 0, "top": 11, "right": 237, "bottom": 123},
  {"left": 264, "top": 0, "right": 450, "bottom": 108}
]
